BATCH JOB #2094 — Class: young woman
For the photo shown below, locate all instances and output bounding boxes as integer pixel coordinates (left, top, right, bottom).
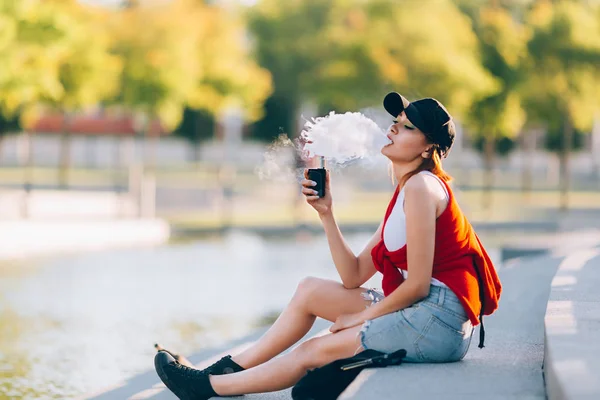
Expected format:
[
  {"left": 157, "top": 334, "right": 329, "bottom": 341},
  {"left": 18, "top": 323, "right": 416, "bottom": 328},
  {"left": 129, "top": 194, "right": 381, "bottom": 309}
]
[{"left": 154, "top": 92, "right": 502, "bottom": 400}]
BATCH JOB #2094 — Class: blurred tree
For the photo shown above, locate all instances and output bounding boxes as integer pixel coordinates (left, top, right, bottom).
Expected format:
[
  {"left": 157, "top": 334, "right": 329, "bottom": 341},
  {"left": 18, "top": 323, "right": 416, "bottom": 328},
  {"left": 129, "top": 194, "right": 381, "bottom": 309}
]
[
  {"left": 524, "top": 0, "right": 600, "bottom": 210},
  {"left": 186, "top": 2, "right": 272, "bottom": 122},
  {"left": 456, "top": 3, "right": 529, "bottom": 206},
  {"left": 182, "top": 0, "right": 272, "bottom": 159},
  {"left": 249, "top": 94, "right": 296, "bottom": 142},
  {"left": 100, "top": 0, "right": 207, "bottom": 218},
  {"left": 0, "top": 115, "right": 19, "bottom": 136},
  {"left": 111, "top": 0, "right": 271, "bottom": 164},
  {"left": 248, "top": 0, "right": 495, "bottom": 142},
  {"left": 42, "top": 0, "right": 121, "bottom": 187},
  {"left": 175, "top": 108, "right": 215, "bottom": 162},
  {"left": 107, "top": 1, "right": 201, "bottom": 139},
  {"left": 0, "top": 0, "right": 67, "bottom": 144},
  {"left": 0, "top": 0, "right": 77, "bottom": 216},
  {"left": 366, "top": 0, "right": 497, "bottom": 117},
  {"left": 248, "top": 0, "right": 343, "bottom": 141}
]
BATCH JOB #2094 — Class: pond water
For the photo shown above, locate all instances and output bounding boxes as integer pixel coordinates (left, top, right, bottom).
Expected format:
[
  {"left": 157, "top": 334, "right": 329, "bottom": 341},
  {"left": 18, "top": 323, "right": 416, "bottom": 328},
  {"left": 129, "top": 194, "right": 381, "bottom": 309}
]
[{"left": 0, "top": 231, "right": 501, "bottom": 399}]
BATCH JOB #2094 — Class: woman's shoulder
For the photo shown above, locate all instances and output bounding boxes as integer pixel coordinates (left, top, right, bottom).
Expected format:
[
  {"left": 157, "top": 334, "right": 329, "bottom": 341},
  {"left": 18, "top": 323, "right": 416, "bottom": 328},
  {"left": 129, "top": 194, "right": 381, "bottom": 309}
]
[
  {"left": 404, "top": 171, "right": 448, "bottom": 201},
  {"left": 403, "top": 172, "right": 431, "bottom": 197},
  {"left": 405, "top": 171, "right": 437, "bottom": 190}
]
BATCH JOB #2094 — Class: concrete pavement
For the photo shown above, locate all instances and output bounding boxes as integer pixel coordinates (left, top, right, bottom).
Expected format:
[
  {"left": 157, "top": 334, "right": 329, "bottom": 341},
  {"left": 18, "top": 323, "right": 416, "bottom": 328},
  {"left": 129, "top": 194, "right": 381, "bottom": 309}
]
[
  {"left": 544, "top": 248, "right": 600, "bottom": 400},
  {"left": 340, "top": 253, "right": 562, "bottom": 399}
]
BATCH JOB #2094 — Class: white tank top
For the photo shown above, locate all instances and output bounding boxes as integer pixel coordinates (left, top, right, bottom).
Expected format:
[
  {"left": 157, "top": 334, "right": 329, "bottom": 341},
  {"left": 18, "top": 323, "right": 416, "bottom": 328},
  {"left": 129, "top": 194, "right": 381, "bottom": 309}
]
[{"left": 383, "top": 170, "right": 449, "bottom": 288}]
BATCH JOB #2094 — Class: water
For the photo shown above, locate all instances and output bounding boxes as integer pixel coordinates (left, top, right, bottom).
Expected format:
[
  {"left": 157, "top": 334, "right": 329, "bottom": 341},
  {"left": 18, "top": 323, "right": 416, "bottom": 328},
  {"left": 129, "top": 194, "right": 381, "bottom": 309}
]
[{"left": 0, "top": 232, "right": 376, "bottom": 399}]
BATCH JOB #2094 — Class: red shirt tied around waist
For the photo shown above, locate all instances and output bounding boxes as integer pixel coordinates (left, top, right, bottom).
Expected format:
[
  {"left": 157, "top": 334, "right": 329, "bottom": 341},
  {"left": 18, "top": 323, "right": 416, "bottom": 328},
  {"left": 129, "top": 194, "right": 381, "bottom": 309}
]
[{"left": 371, "top": 178, "right": 502, "bottom": 348}]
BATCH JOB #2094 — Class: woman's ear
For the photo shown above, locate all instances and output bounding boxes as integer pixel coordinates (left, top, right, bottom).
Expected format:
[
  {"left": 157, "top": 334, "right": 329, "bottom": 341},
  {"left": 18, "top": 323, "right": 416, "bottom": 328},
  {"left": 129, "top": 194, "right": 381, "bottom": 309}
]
[{"left": 421, "top": 147, "right": 433, "bottom": 159}]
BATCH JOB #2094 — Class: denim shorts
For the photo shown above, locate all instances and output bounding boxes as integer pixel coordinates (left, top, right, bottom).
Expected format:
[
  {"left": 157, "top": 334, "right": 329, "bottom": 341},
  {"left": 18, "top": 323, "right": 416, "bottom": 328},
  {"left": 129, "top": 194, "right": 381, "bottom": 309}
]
[{"left": 358, "top": 285, "right": 474, "bottom": 363}]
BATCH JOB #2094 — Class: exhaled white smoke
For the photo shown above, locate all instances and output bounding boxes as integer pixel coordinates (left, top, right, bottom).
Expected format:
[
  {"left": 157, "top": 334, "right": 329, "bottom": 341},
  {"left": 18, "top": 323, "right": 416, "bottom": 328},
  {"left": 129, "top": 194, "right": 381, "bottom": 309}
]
[
  {"left": 254, "top": 134, "right": 299, "bottom": 182},
  {"left": 256, "top": 112, "right": 392, "bottom": 182},
  {"left": 299, "top": 111, "right": 392, "bottom": 165}
]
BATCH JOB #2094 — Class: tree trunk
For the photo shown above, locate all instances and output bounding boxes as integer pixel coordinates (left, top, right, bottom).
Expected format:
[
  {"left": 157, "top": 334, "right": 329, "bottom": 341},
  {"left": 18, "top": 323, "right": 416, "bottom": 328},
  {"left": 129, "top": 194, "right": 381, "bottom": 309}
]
[
  {"left": 521, "top": 129, "right": 535, "bottom": 196},
  {"left": 133, "top": 114, "right": 148, "bottom": 218},
  {"left": 86, "top": 135, "right": 98, "bottom": 169},
  {"left": 194, "top": 111, "right": 202, "bottom": 165},
  {"left": 148, "top": 129, "right": 158, "bottom": 173},
  {"left": 559, "top": 117, "right": 573, "bottom": 212},
  {"left": 482, "top": 135, "right": 495, "bottom": 211},
  {"left": 113, "top": 136, "right": 120, "bottom": 191},
  {"left": 113, "top": 136, "right": 122, "bottom": 218},
  {"left": 591, "top": 117, "right": 600, "bottom": 185},
  {"left": 58, "top": 113, "right": 71, "bottom": 189},
  {"left": 21, "top": 131, "right": 34, "bottom": 218}
]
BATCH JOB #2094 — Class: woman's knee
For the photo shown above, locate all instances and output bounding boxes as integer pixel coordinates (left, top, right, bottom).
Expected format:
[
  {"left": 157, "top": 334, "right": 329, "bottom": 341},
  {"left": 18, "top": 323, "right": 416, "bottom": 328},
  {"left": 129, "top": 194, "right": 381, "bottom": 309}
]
[
  {"left": 294, "top": 337, "right": 331, "bottom": 370},
  {"left": 291, "top": 277, "right": 365, "bottom": 321},
  {"left": 292, "top": 276, "right": 326, "bottom": 305}
]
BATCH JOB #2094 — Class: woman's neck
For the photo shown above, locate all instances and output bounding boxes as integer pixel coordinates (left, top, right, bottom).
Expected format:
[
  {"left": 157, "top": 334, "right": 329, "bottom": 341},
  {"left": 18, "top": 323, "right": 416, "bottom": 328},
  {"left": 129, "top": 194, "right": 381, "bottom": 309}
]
[{"left": 392, "top": 159, "right": 423, "bottom": 188}]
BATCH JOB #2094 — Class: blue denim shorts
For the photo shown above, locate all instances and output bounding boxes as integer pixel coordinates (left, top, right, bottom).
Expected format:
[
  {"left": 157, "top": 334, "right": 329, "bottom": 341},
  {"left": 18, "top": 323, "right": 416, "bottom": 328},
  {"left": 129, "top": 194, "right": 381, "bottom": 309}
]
[{"left": 358, "top": 285, "right": 474, "bottom": 363}]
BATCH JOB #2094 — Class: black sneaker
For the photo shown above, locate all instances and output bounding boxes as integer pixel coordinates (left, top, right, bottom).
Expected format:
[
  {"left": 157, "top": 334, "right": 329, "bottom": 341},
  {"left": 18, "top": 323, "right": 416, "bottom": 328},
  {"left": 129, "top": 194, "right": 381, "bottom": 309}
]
[
  {"left": 203, "top": 355, "right": 245, "bottom": 375},
  {"left": 155, "top": 351, "right": 218, "bottom": 400},
  {"left": 154, "top": 343, "right": 194, "bottom": 368},
  {"left": 154, "top": 343, "right": 245, "bottom": 376}
]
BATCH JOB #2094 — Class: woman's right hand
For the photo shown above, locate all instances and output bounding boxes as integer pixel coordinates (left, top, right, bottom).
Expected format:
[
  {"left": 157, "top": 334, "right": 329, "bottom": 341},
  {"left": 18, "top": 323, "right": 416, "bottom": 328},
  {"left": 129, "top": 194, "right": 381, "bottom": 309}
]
[{"left": 301, "top": 169, "right": 333, "bottom": 216}]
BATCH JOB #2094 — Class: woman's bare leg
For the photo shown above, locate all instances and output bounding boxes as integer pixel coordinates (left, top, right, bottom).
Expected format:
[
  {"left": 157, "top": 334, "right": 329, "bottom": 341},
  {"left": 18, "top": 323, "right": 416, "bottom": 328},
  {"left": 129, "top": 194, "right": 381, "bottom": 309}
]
[
  {"left": 231, "top": 277, "right": 371, "bottom": 369},
  {"left": 212, "top": 325, "right": 363, "bottom": 395}
]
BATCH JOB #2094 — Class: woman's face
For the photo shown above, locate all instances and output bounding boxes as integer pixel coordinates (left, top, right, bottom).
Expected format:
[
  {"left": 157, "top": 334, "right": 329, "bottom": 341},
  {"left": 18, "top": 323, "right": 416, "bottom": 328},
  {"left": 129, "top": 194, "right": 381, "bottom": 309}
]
[{"left": 381, "top": 111, "right": 430, "bottom": 163}]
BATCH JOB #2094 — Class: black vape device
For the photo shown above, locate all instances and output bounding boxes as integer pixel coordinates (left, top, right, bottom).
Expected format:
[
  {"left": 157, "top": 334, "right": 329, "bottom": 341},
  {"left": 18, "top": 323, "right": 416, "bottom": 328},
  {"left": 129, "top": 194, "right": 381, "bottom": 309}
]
[{"left": 307, "top": 168, "right": 326, "bottom": 198}]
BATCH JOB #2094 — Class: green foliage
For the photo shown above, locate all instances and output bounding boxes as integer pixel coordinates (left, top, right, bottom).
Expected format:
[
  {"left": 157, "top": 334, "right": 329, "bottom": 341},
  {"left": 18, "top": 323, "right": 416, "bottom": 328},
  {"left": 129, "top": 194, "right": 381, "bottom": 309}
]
[
  {"left": 174, "top": 108, "right": 215, "bottom": 143},
  {"left": 45, "top": 0, "right": 121, "bottom": 113},
  {"left": 250, "top": 94, "right": 296, "bottom": 142},
  {"left": 0, "top": 0, "right": 599, "bottom": 152},
  {"left": 106, "top": 0, "right": 272, "bottom": 131},
  {"left": 0, "top": 113, "right": 20, "bottom": 134},
  {"left": 186, "top": 3, "right": 272, "bottom": 123},
  {"left": 544, "top": 126, "right": 587, "bottom": 152},
  {"left": 105, "top": 2, "right": 201, "bottom": 130},
  {"left": 248, "top": 0, "right": 496, "bottom": 140},
  {"left": 462, "top": 4, "right": 530, "bottom": 144},
  {"left": 365, "top": 0, "right": 497, "bottom": 117},
  {"left": 0, "top": 0, "right": 271, "bottom": 137},
  {"left": 473, "top": 135, "right": 516, "bottom": 156},
  {"left": 524, "top": 0, "right": 600, "bottom": 136},
  {"left": 0, "top": 0, "right": 70, "bottom": 127}
]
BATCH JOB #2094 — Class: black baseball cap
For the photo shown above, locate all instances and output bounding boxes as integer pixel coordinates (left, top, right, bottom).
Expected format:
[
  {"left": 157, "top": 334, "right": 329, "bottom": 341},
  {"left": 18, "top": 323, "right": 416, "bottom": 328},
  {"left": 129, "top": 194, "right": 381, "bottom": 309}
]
[{"left": 383, "top": 92, "right": 455, "bottom": 157}]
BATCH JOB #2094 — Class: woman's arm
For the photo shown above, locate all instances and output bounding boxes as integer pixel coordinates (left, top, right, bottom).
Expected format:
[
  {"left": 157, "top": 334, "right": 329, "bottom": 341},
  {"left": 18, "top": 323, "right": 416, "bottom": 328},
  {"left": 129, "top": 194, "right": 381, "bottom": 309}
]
[
  {"left": 301, "top": 169, "right": 380, "bottom": 288},
  {"left": 361, "top": 174, "right": 437, "bottom": 321},
  {"left": 320, "top": 215, "right": 381, "bottom": 289},
  {"left": 319, "top": 211, "right": 358, "bottom": 288}
]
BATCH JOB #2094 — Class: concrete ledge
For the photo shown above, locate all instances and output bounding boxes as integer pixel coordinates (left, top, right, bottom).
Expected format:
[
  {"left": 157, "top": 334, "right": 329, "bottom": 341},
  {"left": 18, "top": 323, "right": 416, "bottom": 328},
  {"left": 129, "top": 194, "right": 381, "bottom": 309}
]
[
  {"left": 0, "top": 219, "right": 170, "bottom": 260},
  {"left": 172, "top": 220, "right": 562, "bottom": 240},
  {"left": 501, "top": 229, "right": 600, "bottom": 262},
  {"left": 544, "top": 248, "right": 600, "bottom": 400},
  {"left": 340, "top": 253, "right": 562, "bottom": 399},
  {"left": 0, "top": 189, "right": 138, "bottom": 219}
]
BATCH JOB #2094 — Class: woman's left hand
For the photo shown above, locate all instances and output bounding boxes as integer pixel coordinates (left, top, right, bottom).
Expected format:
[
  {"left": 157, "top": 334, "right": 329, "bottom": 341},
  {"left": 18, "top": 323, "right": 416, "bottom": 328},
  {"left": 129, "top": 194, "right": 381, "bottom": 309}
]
[{"left": 330, "top": 312, "right": 366, "bottom": 333}]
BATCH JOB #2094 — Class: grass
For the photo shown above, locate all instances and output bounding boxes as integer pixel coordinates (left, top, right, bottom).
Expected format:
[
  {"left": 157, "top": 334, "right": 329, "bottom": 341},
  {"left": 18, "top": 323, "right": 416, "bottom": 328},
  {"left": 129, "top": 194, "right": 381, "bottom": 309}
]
[
  {"left": 0, "top": 166, "right": 255, "bottom": 188},
  {"left": 3, "top": 166, "right": 600, "bottom": 231},
  {"left": 162, "top": 188, "right": 600, "bottom": 232}
]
